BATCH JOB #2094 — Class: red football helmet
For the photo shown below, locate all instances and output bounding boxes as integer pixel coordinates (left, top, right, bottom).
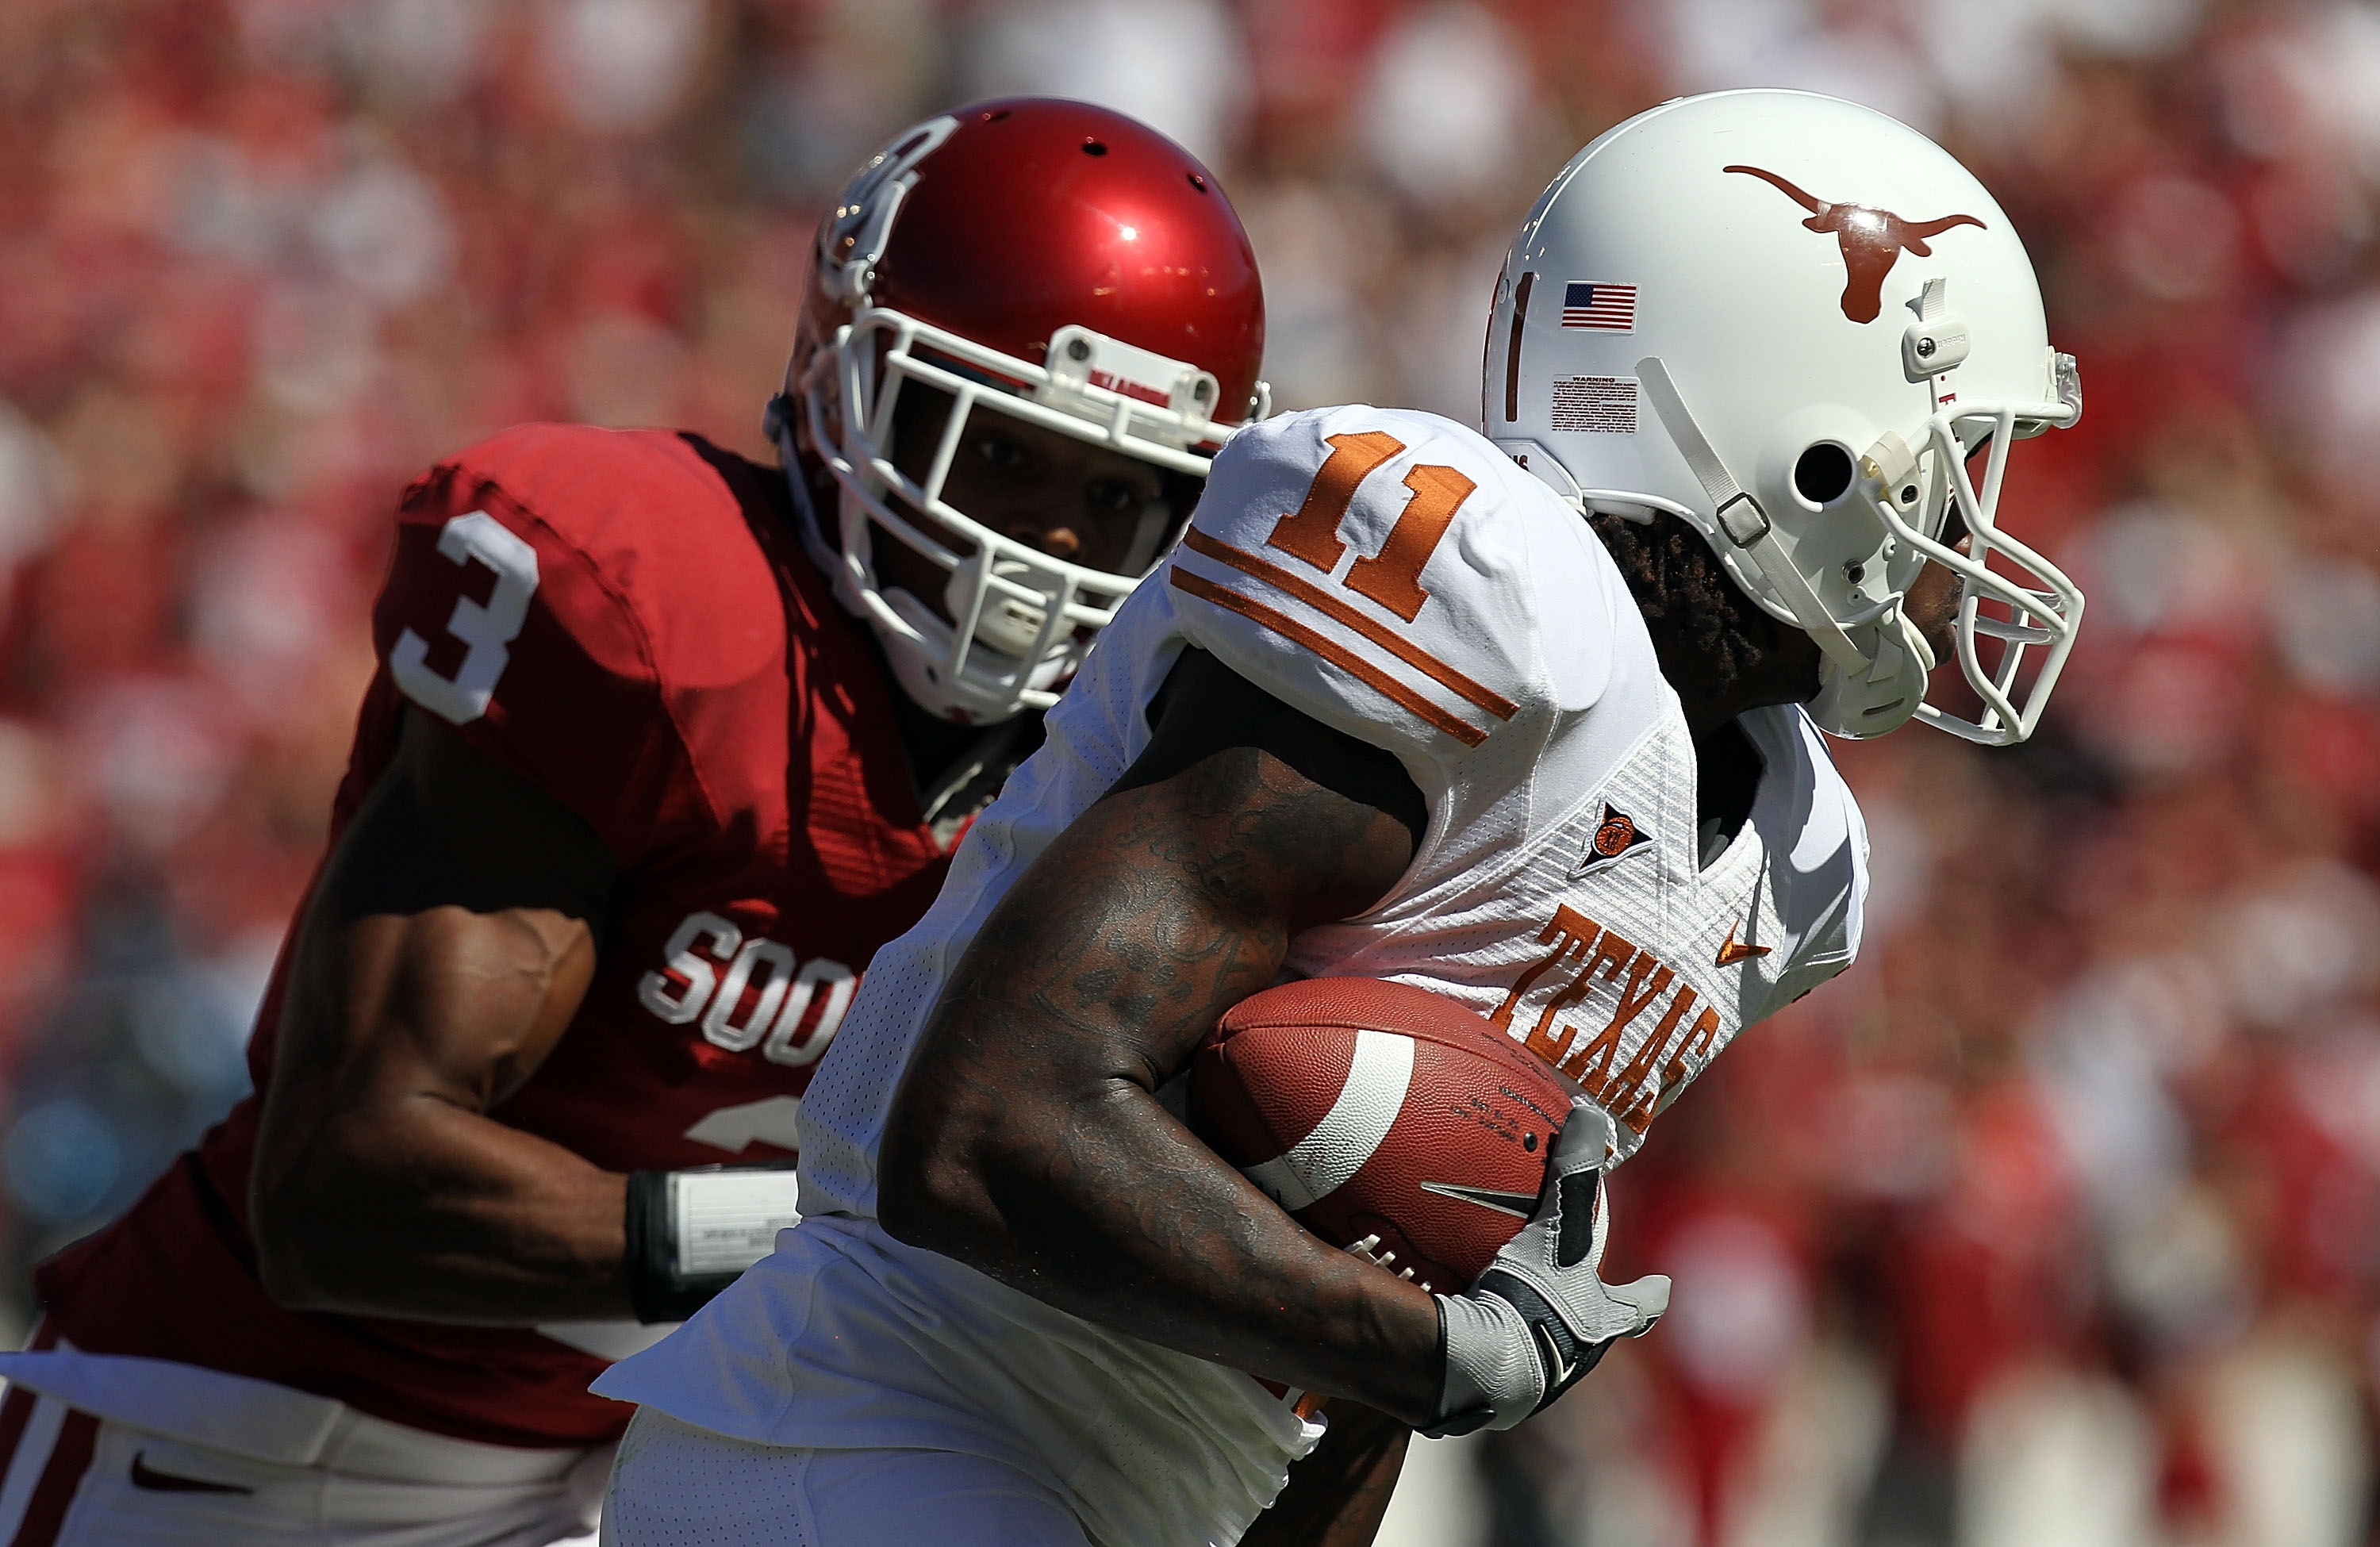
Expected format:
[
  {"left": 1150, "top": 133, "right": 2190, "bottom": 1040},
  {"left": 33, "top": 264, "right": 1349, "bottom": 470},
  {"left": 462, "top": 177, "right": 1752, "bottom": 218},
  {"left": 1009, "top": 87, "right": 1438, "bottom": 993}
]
[{"left": 770, "top": 98, "right": 1269, "bottom": 723}]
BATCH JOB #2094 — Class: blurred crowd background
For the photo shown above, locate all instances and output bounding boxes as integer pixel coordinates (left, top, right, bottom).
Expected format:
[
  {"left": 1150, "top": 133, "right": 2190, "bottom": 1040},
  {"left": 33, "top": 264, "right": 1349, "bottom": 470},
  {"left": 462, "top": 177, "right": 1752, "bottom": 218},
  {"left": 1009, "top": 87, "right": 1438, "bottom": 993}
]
[{"left": 0, "top": 0, "right": 2377, "bottom": 1543}]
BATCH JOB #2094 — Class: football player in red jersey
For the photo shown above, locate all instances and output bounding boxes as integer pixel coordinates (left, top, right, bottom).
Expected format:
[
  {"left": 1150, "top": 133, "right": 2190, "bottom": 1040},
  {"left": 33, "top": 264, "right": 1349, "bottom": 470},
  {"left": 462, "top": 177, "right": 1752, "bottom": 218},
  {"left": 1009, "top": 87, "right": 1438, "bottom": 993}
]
[{"left": 0, "top": 100, "right": 1378, "bottom": 1546}]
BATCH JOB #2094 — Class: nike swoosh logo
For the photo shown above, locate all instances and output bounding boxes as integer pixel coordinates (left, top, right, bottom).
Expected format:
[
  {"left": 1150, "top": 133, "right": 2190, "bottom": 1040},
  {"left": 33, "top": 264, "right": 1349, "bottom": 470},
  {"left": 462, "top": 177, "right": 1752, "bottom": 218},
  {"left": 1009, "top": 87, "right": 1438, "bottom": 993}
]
[
  {"left": 1533, "top": 1320, "right": 1575, "bottom": 1390},
  {"left": 131, "top": 1453, "right": 254, "bottom": 1495},
  {"left": 1716, "top": 921, "right": 1772, "bottom": 967},
  {"left": 1418, "top": 1180, "right": 1539, "bottom": 1219}
]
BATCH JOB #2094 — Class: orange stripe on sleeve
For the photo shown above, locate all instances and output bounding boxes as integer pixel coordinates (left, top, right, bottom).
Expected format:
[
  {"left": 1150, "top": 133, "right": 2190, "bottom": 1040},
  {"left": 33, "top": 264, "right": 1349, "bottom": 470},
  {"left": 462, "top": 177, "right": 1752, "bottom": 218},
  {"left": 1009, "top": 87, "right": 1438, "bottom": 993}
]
[
  {"left": 1180, "top": 529, "right": 1518, "bottom": 721},
  {"left": 1169, "top": 570, "right": 1488, "bottom": 748}
]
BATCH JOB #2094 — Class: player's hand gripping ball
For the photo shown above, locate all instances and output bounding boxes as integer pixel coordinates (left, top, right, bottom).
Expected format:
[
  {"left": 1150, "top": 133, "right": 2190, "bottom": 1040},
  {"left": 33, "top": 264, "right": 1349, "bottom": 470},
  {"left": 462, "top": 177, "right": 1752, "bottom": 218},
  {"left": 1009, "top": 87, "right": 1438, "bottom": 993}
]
[{"left": 1190, "top": 977, "right": 1576, "bottom": 1292}]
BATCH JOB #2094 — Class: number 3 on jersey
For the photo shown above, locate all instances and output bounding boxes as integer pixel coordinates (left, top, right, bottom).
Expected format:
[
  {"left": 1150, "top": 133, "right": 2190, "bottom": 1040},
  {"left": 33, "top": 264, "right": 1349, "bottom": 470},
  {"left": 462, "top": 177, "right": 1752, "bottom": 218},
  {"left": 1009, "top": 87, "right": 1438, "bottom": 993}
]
[{"left": 391, "top": 512, "right": 540, "bottom": 725}]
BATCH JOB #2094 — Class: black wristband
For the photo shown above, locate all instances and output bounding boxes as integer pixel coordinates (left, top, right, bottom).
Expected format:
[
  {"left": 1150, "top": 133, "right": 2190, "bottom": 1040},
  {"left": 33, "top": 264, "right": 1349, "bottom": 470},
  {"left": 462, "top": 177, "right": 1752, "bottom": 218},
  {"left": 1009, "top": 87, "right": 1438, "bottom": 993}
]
[{"left": 624, "top": 1170, "right": 689, "bottom": 1325}]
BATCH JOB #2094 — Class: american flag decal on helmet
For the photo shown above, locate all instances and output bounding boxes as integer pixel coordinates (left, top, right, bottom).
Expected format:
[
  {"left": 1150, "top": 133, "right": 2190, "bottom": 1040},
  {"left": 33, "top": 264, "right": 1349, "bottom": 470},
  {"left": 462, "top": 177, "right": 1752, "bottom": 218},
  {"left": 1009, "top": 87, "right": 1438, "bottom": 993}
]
[{"left": 1560, "top": 283, "right": 1637, "bottom": 332}]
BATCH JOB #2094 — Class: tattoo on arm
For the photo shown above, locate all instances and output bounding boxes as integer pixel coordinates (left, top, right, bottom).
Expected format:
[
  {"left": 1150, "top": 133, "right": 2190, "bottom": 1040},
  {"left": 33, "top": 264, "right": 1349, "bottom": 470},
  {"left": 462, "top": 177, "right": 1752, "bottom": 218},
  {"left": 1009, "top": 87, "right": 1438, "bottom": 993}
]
[{"left": 881, "top": 649, "right": 1445, "bottom": 1425}]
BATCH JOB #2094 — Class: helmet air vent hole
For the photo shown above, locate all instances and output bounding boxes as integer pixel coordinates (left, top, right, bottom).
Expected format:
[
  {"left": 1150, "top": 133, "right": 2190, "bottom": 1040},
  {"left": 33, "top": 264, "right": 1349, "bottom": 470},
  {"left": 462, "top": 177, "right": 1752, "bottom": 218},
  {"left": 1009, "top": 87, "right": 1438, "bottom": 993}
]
[
  {"left": 1082, "top": 139, "right": 1108, "bottom": 156},
  {"left": 1793, "top": 443, "right": 1855, "bottom": 505},
  {"left": 1187, "top": 172, "right": 1209, "bottom": 194},
  {"left": 982, "top": 109, "right": 1011, "bottom": 122}
]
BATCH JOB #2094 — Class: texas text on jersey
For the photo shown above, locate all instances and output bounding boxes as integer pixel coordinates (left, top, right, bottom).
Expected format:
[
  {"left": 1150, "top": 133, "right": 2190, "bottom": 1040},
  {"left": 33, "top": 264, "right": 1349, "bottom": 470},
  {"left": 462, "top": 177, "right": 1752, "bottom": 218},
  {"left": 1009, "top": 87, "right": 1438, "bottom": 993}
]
[
  {"left": 12, "top": 424, "right": 978, "bottom": 1449},
  {"left": 597, "top": 405, "right": 1870, "bottom": 1546}
]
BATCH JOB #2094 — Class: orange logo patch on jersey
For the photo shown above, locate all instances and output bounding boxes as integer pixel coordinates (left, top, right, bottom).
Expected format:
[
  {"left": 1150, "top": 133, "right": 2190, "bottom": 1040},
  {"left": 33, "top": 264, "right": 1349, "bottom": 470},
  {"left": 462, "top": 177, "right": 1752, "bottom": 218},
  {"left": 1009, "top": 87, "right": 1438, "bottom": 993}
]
[
  {"left": 1578, "top": 803, "right": 1652, "bottom": 873},
  {"left": 1715, "top": 919, "right": 1772, "bottom": 967}
]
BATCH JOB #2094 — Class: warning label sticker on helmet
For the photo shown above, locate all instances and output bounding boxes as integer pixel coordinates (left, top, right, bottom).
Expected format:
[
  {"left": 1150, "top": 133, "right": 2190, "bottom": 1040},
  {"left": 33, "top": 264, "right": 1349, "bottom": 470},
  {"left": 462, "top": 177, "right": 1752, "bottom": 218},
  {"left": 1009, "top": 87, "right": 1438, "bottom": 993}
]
[{"left": 1551, "top": 376, "right": 1638, "bottom": 434}]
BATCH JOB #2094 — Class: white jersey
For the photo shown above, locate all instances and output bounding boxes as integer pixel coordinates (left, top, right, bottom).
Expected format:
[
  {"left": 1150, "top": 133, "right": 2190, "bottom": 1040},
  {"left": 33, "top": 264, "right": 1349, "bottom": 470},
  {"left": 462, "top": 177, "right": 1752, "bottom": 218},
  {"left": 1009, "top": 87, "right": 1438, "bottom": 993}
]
[{"left": 597, "top": 405, "right": 1869, "bottom": 1546}]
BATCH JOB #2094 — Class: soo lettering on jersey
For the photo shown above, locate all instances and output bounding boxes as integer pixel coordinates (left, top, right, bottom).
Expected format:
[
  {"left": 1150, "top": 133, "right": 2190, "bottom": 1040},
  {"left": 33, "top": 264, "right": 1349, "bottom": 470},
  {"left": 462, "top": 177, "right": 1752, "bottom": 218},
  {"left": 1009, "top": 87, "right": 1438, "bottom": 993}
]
[
  {"left": 1488, "top": 904, "right": 1723, "bottom": 1139},
  {"left": 637, "top": 911, "right": 855, "bottom": 1065}
]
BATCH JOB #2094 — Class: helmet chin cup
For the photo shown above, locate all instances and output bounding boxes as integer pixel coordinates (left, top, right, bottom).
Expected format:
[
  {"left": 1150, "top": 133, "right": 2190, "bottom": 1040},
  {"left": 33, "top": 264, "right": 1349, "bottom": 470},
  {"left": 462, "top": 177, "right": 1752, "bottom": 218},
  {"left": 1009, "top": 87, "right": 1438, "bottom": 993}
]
[
  {"left": 878, "top": 585, "right": 1073, "bottom": 725},
  {"left": 1808, "top": 609, "right": 1933, "bottom": 739},
  {"left": 950, "top": 558, "right": 1052, "bottom": 659}
]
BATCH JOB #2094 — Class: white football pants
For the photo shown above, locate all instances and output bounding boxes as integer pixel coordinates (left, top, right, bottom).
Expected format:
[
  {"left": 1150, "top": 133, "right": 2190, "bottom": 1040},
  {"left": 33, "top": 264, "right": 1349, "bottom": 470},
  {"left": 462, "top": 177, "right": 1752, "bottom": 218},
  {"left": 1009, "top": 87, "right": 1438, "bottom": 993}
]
[
  {"left": 0, "top": 1383, "right": 606, "bottom": 1546},
  {"left": 601, "top": 1408, "right": 1090, "bottom": 1546}
]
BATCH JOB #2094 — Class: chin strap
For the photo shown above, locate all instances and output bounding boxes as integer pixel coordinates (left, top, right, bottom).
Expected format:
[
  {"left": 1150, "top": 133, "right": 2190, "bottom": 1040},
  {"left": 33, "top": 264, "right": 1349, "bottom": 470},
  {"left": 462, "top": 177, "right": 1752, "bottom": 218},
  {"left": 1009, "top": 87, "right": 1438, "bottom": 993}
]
[
  {"left": 1636, "top": 358, "right": 1871, "bottom": 681},
  {"left": 770, "top": 392, "right": 854, "bottom": 597}
]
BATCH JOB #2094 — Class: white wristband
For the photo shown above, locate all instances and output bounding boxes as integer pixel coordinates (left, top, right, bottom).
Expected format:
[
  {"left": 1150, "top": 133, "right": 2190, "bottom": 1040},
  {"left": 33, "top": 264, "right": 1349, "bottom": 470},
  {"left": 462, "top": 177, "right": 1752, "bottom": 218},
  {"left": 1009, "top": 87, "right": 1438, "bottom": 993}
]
[{"left": 670, "top": 1168, "right": 804, "bottom": 1276}]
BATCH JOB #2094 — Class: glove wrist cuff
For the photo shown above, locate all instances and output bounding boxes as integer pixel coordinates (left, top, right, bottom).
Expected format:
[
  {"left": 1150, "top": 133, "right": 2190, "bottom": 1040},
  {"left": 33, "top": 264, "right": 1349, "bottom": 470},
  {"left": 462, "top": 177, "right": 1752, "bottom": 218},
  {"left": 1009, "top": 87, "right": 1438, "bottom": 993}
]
[{"left": 1425, "top": 1292, "right": 1538, "bottom": 1438}]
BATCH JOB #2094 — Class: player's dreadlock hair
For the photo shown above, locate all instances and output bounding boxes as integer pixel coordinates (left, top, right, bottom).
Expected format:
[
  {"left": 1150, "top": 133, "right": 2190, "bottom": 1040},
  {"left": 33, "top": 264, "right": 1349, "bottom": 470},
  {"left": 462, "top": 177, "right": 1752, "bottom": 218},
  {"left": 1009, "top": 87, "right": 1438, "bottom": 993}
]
[{"left": 1587, "top": 509, "right": 1787, "bottom": 695}]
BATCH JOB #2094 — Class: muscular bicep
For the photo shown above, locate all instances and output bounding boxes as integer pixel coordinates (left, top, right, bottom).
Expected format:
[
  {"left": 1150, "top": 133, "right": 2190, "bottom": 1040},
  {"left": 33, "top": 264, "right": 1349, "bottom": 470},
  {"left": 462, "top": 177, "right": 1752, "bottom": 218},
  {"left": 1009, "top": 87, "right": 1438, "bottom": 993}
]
[{"left": 254, "top": 709, "right": 616, "bottom": 1200}]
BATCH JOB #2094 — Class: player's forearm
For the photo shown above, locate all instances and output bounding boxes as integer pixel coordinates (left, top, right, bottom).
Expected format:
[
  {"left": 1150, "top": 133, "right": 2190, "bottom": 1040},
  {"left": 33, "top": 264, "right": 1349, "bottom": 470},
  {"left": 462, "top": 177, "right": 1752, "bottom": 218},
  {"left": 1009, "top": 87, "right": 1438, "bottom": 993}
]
[
  {"left": 888, "top": 1069, "right": 1442, "bottom": 1422},
  {"left": 885, "top": 695, "right": 1438, "bottom": 1418},
  {"left": 254, "top": 1097, "right": 632, "bottom": 1322},
  {"left": 254, "top": 830, "right": 623, "bottom": 1322},
  {"left": 881, "top": 754, "right": 1441, "bottom": 1422}
]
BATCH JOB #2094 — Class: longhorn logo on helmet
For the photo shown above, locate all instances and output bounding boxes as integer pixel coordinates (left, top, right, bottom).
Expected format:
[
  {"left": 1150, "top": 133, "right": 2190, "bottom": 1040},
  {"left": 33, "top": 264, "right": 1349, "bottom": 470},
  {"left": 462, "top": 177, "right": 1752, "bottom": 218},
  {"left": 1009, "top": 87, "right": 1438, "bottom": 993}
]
[{"left": 1724, "top": 165, "right": 1985, "bottom": 324}]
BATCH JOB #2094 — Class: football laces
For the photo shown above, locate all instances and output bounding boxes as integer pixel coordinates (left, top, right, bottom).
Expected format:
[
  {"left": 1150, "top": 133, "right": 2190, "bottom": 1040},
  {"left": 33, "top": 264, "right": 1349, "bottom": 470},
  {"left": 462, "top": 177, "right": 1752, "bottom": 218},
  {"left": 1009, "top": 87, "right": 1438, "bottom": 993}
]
[{"left": 1343, "top": 1233, "right": 1430, "bottom": 1292}]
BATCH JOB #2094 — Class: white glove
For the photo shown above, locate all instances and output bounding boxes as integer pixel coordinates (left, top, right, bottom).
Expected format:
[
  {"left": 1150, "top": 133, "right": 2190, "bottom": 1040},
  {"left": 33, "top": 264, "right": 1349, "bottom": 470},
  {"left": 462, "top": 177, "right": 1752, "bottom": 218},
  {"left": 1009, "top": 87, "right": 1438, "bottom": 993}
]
[{"left": 1425, "top": 1101, "right": 1670, "bottom": 1436}]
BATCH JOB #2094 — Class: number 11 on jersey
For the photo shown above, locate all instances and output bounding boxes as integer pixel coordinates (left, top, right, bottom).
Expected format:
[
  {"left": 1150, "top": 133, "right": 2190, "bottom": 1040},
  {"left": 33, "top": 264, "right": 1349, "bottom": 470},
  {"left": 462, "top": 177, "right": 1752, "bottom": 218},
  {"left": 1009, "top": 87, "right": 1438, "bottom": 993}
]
[{"left": 1265, "top": 432, "right": 1477, "bottom": 624}]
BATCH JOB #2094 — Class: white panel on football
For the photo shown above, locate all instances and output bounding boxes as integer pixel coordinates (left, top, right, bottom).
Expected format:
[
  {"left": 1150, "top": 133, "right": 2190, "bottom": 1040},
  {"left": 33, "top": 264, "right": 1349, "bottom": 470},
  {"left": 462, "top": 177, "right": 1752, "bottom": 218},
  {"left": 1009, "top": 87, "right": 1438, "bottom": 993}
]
[{"left": 1240, "top": 1029, "right": 1414, "bottom": 1211}]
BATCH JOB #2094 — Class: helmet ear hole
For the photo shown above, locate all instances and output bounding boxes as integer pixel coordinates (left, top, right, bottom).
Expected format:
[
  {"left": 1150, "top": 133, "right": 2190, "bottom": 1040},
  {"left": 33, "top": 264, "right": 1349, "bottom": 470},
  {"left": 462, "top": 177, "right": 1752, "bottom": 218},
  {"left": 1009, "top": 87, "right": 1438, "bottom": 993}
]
[{"left": 1793, "top": 443, "right": 1856, "bottom": 505}]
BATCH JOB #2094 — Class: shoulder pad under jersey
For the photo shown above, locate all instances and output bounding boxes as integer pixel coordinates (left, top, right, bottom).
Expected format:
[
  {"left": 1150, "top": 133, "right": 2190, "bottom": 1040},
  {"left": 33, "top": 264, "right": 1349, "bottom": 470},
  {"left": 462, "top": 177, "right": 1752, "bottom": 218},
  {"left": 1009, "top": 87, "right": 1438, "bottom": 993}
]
[
  {"left": 1163, "top": 405, "right": 1637, "bottom": 777},
  {"left": 374, "top": 424, "right": 786, "bottom": 862}
]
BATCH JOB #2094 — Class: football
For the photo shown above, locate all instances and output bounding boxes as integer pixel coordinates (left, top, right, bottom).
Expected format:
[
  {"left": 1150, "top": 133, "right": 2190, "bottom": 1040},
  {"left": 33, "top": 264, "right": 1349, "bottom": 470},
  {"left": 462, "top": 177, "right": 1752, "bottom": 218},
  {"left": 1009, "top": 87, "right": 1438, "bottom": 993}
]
[{"left": 1190, "top": 977, "right": 1576, "bottom": 1294}]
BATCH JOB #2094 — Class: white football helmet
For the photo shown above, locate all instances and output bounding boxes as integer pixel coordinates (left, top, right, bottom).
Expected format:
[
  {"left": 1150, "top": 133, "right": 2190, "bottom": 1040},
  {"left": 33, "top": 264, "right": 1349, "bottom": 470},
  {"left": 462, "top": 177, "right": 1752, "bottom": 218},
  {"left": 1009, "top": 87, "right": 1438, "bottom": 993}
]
[
  {"left": 773, "top": 99, "right": 1270, "bottom": 724},
  {"left": 1485, "top": 90, "right": 2084, "bottom": 743}
]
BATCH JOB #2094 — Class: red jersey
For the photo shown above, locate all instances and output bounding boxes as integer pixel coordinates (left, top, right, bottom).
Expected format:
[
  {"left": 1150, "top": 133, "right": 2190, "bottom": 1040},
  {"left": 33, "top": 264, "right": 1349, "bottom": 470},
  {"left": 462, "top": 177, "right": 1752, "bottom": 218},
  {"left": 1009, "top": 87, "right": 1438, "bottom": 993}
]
[{"left": 35, "top": 426, "right": 967, "bottom": 1447}]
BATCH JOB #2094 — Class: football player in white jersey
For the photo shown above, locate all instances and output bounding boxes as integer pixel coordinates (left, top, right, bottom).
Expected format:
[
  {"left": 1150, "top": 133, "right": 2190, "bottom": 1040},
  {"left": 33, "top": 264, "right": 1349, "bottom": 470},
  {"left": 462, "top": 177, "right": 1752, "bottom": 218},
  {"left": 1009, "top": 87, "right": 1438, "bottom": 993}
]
[{"left": 596, "top": 90, "right": 2088, "bottom": 1547}]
